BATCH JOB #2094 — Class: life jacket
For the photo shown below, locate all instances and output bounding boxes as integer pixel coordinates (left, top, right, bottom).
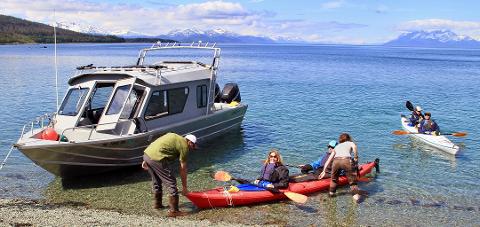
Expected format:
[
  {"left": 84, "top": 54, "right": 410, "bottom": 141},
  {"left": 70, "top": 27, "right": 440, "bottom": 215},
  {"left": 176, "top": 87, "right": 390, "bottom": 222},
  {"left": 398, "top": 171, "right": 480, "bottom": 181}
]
[
  {"left": 419, "top": 119, "right": 439, "bottom": 133},
  {"left": 409, "top": 111, "right": 424, "bottom": 126}
]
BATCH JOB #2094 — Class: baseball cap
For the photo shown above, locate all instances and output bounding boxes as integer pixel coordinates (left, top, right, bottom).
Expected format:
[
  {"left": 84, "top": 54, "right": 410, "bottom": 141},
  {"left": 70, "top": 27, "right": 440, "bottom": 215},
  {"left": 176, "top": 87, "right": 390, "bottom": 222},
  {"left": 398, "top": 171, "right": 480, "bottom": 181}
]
[
  {"left": 185, "top": 134, "right": 197, "bottom": 144},
  {"left": 328, "top": 140, "right": 337, "bottom": 148},
  {"left": 416, "top": 106, "right": 422, "bottom": 111}
]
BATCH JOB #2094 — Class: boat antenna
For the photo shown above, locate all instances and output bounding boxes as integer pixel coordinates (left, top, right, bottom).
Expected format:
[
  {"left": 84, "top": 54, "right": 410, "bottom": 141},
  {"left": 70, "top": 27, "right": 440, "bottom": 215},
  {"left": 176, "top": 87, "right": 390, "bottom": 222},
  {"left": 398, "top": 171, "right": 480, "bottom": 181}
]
[{"left": 53, "top": 9, "right": 59, "bottom": 111}]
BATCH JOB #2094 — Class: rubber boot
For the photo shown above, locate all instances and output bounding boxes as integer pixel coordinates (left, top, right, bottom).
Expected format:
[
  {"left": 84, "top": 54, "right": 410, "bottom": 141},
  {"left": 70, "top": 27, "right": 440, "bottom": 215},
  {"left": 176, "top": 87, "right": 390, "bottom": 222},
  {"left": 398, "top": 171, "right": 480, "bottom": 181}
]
[
  {"left": 153, "top": 192, "right": 164, "bottom": 209},
  {"left": 167, "top": 195, "right": 186, "bottom": 217}
]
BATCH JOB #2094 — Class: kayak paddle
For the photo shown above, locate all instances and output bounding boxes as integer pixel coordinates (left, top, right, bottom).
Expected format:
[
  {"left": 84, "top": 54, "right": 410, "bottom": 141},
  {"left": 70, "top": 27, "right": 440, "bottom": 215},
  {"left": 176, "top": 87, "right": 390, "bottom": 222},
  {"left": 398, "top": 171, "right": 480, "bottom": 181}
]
[
  {"left": 406, "top": 101, "right": 414, "bottom": 111},
  {"left": 392, "top": 130, "right": 467, "bottom": 137},
  {"left": 213, "top": 171, "right": 308, "bottom": 204}
]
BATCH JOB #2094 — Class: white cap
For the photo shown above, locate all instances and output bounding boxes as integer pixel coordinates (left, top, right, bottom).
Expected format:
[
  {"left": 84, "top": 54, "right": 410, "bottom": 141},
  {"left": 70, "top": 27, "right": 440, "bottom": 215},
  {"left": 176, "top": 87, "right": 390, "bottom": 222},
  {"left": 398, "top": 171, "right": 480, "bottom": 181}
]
[
  {"left": 416, "top": 106, "right": 422, "bottom": 111},
  {"left": 185, "top": 134, "right": 197, "bottom": 144}
]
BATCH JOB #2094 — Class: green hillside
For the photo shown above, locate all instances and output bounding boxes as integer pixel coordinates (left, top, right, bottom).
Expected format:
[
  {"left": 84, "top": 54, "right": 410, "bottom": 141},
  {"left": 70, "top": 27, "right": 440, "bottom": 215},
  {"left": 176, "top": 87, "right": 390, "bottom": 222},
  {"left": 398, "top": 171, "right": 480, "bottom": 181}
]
[{"left": 0, "top": 14, "right": 174, "bottom": 44}]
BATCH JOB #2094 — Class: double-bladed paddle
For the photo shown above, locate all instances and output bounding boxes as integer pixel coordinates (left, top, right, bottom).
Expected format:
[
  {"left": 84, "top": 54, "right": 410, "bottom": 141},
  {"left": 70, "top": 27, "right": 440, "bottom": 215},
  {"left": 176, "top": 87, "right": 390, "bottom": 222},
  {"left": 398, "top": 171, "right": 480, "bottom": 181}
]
[
  {"left": 392, "top": 130, "right": 467, "bottom": 137},
  {"left": 401, "top": 101, "right": 467, "bottom": 137},
  {"left": 213, "top": 170, "right": 308, "bottom": 204}
]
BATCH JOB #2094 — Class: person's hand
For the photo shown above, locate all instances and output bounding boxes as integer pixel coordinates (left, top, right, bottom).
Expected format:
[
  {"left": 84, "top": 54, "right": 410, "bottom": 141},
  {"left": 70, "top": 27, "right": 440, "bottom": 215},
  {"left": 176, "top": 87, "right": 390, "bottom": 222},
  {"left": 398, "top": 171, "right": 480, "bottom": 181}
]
[
  {"left": 266, "top": 184, "right": 274, "bottom": 188},
  {"left": 318, "top": 171, "right": 325, "bottom": 179},
  {"left": 253, "top": 180, "right": 259, "bottom": 185},
  {"left": 141, "top": 161, "right": 148, "bottom": 170},
  {"left": 354, "top": 157, "right": 358, "bottom": 163}
]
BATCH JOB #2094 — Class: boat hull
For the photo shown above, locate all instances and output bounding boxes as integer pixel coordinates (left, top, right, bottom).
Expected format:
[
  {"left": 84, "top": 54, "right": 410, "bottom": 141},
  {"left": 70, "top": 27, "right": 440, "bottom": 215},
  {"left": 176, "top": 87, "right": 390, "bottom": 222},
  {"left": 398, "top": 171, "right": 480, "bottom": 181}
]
[
  {"left": 15, "top": 105, "right": 247, "bottom": 178},
  {"left": 186, "top": 161, "right": 377, "bottom": 209},
  {"left": 401, "top": 115, "right": 459, "bottom": 155}
]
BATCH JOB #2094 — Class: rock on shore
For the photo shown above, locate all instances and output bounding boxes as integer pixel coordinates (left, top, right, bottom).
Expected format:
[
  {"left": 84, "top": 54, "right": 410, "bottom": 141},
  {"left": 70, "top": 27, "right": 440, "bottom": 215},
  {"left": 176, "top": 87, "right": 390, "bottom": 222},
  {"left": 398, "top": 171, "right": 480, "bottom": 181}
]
[{"left": 0, "top": 199, "right": 247, "bottom": 226}]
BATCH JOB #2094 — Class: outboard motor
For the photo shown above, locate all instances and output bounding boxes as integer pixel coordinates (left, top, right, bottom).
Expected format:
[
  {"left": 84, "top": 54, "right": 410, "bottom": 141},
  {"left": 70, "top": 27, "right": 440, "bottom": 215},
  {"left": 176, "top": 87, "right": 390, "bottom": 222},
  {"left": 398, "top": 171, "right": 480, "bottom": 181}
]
[
  {"left": 214, "top": 83, "right": 221, "bottom": 103},
  {"left": 221, "top": 83, "right": 241, "bottom": 103}
]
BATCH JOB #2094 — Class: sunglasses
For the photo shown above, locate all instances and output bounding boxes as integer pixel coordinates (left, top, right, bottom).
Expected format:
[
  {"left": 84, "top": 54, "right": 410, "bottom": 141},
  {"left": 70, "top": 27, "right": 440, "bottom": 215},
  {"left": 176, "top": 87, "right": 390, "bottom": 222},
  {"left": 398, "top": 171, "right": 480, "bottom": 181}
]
[{"left": 269, "top": 154, "right": 277, "bottom": 158}]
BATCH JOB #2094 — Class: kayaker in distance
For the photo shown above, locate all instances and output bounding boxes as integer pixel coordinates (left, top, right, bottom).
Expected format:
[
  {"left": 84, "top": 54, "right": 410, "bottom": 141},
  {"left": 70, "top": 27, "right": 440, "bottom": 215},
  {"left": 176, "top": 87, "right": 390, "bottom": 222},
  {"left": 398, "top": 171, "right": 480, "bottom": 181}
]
[
  {"left": 251, "top": 149, "right": 290, "bottom": 189},
  {"left": 409, "top": 105, "right": 424, "bottom": 127},
  {"left": 290, "top": 140, "right": 337, "bottom": 183},
  {"left": 319, "top": 133, "right": 361, "bottom": 200},
  {"left": 419, "top": 112, "right": 440, "bottom": 135},
  {"left": 142, "top": 133, "right": 197, "bottom": 217}
]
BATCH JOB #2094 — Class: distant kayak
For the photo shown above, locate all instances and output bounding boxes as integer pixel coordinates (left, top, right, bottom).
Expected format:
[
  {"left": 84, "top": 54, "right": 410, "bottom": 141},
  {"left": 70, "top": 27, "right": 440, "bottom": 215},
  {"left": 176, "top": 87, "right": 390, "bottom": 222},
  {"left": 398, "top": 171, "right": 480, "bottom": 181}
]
[
  {"left": 186, "top": 160, "right": 378, "bottom": 209},
  {"left": 401, "top": 115, "right": 459, "bottom": 155}
]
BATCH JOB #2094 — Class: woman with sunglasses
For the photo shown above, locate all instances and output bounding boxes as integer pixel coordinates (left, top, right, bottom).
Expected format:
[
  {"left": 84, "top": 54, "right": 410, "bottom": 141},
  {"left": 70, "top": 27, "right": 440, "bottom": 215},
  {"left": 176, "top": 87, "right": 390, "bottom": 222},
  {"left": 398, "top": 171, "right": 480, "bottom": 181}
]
[{"left": 252, "top": 149, "right": 290, "bottom": 189}]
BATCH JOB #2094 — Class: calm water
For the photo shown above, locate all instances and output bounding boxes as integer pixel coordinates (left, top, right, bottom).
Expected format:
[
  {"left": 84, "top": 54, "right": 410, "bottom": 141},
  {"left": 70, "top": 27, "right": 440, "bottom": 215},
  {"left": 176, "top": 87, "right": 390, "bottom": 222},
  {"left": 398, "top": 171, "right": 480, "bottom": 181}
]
[{"left": 1, "top": 43, "right": 479, "bottom": 225}]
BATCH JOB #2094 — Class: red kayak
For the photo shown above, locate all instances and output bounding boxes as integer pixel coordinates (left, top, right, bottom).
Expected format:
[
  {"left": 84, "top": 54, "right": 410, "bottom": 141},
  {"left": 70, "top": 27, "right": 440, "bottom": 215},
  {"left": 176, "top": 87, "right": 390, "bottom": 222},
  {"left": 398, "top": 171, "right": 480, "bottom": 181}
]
[{"left": 186, "top": 159, "right": 379, "bottom": 209}]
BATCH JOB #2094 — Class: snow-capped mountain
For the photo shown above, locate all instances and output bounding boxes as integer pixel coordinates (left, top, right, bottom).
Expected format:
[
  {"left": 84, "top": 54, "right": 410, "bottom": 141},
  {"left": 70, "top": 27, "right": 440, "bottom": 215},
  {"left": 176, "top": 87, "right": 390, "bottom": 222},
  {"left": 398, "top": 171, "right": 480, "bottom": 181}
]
[
  {"left": 50, "top": 20, "right": 303, "bottom": 43},
  {"left": 52, "top": 21, "right": 110, "bottom": 35},
  {"left": 110, "top": 30, "right": 153, "bottom": 38},
  {"left": 157, "top": 28, "right": 276, "bottom": 44},
  {"left": 384, "top": 30, "right": 480, "bottom": 48}
]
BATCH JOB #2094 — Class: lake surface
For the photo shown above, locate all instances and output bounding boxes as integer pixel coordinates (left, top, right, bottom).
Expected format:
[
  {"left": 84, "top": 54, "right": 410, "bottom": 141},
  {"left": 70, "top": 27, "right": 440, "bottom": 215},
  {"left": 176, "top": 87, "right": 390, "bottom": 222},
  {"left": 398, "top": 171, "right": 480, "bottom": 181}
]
[{"left": 0, "top": 43, "right": 479, "bottom": 226}]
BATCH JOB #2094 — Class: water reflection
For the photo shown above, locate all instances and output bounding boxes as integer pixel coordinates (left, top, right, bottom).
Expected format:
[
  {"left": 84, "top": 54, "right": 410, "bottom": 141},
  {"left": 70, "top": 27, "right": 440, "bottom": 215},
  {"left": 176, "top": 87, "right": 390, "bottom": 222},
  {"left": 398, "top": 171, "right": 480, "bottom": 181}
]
[{"left": 392, "top": 137, "right": 457, "bottom": 168}]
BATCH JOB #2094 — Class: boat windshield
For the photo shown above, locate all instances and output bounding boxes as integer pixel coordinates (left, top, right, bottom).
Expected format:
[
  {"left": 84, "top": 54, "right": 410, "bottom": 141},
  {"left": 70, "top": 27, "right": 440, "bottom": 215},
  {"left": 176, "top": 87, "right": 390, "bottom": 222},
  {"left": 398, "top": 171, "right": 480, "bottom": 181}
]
[
  {"left": 106, "top": 84, "right": 131, "bottom": 115},
  {"left": 58, "top": 87, "right": 89, "bottom": 116}
]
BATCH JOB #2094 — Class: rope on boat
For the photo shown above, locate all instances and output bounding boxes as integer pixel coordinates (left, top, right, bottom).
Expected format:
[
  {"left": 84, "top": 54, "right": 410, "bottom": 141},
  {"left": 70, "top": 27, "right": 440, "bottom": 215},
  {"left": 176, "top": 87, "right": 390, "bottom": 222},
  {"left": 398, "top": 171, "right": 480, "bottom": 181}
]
[
  {"left": 222, "top": 186, "right": 234, "bottom": 207},
  {"left": 0, "top": 145, "right": 15, "bottom": 171},
  {"left": 203, "top": 192, "right": 215, "bottom": 209}
]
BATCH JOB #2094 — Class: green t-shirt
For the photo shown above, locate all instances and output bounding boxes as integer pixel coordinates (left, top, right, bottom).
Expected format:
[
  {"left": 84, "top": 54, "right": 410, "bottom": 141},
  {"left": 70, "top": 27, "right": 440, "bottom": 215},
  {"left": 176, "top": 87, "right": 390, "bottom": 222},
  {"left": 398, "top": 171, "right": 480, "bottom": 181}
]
[{"left": 144, "top": 133, "right": 189, "bottom": 162}]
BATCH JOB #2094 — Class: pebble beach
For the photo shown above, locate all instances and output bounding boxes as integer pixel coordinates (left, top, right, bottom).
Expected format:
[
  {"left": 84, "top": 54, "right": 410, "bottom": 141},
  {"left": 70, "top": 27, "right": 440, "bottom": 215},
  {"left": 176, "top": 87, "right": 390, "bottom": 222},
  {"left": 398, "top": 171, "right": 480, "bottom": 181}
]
[{"left": 0, "top": 198, "right": 250, "bottom": 227}]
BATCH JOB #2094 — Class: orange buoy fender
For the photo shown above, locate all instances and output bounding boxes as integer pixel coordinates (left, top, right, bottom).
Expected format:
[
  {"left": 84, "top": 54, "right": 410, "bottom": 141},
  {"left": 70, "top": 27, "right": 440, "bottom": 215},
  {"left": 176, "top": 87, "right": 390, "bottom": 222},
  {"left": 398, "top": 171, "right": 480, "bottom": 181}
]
[{"left": 41, "top": 128, "right": 59, "bottom": 141}]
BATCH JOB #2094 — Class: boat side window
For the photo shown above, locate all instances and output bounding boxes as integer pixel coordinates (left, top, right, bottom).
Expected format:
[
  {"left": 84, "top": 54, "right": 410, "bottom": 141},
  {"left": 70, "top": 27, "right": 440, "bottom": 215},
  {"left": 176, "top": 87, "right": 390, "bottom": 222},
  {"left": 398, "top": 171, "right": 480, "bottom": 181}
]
[
  {"left": 145, "top": 87, "right": 189, "bottom": 120},
  {"left": 58, "top": 87, "right": 89, "bottom": 116},
  {"left": 196, "top": 85, "right": 208, "bottom": 108},
  {"left": 106, "top": 84, "right": 131, "bottom": 115}
]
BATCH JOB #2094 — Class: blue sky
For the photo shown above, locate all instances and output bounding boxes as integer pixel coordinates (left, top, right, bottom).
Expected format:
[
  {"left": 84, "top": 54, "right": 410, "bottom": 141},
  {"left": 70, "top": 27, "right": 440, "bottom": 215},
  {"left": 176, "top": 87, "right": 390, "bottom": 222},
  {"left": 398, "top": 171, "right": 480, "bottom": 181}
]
[{"left": 2, "top": 0, "right": 480, "bottom": 44}]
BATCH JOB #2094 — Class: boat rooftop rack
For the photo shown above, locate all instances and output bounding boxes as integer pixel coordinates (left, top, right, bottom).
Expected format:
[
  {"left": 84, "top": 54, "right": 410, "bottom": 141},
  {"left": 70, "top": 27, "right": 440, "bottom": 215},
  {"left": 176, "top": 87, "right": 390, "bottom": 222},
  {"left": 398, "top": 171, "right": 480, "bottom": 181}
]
[{"left": 136, "top": 41, "right": 221, "bottom": 68}]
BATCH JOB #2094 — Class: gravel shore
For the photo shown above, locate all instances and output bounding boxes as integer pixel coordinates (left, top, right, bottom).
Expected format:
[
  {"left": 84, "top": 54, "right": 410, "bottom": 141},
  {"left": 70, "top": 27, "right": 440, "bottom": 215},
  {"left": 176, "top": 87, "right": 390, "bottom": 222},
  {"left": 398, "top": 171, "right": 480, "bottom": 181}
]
[{"left": 0, "top": 199, "right": 250, "bottom": 226}]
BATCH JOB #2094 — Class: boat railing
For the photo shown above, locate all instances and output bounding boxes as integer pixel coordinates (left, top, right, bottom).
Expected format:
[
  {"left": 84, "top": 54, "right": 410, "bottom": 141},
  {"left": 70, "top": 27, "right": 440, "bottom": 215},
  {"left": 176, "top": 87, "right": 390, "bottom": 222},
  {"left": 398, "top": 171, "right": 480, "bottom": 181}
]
[
  {"left": 59, "top": 118, "right": 136, "bottom": 142},
  {"left": 136, "top": 41, "right": 221, "bottom": 69},
  {"left": 20, "top": 113, "right": 56, "bottom": 139}
]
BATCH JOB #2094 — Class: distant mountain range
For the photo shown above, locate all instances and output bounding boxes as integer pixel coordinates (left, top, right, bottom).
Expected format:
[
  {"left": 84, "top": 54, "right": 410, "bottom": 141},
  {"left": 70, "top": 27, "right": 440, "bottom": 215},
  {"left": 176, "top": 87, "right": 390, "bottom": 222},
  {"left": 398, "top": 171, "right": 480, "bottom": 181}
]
[
  {"left": 384, "top": 30, "right": 480, "bottom": 48},
  {"left": 54, "top": 22, "right": 299, "bottom": 44},
  {"left": 4, "top": 14, "right": 480, "bottom": 47}
]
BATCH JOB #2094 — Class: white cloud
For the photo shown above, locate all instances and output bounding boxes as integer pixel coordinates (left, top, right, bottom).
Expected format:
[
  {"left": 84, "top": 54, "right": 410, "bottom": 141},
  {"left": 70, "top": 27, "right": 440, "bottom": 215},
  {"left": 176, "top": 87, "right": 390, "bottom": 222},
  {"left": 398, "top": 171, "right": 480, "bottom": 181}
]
[
  {"left": 2, "top": 0, "right": 263, "bottom": 33},
  {"left": 399, "top": 19, "right": 480, "bottom": 31},
  {"left": 1, "top": 0, "right": 370, "bottom": 43}
]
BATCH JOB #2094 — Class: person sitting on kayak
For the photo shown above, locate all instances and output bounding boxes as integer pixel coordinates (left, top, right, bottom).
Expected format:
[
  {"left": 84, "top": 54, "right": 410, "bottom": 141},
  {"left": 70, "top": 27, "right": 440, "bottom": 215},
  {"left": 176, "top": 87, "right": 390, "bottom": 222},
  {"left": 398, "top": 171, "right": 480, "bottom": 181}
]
[
  {"left": 290, "top": 140, "right": 337, "bottom": 183},
  {"left": 252, "top": 149, "right": 289, "bottom": 189},
  {"left": 409, "top": 106, "right": 424, "bottom": 127},
  {"left": 418, "top": 112, "right": 440, "bottom": 135},
  {"left": 319, "top": 133, "right": 361, "bottom": 200}
]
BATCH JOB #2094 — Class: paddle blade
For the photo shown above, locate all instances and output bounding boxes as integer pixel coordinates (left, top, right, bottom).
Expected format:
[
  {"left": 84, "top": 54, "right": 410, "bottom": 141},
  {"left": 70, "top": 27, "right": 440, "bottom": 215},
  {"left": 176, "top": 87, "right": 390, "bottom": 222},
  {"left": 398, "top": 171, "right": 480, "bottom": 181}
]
[
  {"left": 406, "top": 101, "right": 414, "bottom": 111},
  {"left": 214, "top": 171, "right": 232, "bottom": 181},
  {"left": 392, "top": 130, "right": 410, "bottom": 135},
  {"left": 284, "top": 191, "right": 308, "bottom": 204},
  {"left": 451, "top": 132, "right": 467, "bottom": 137}
]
